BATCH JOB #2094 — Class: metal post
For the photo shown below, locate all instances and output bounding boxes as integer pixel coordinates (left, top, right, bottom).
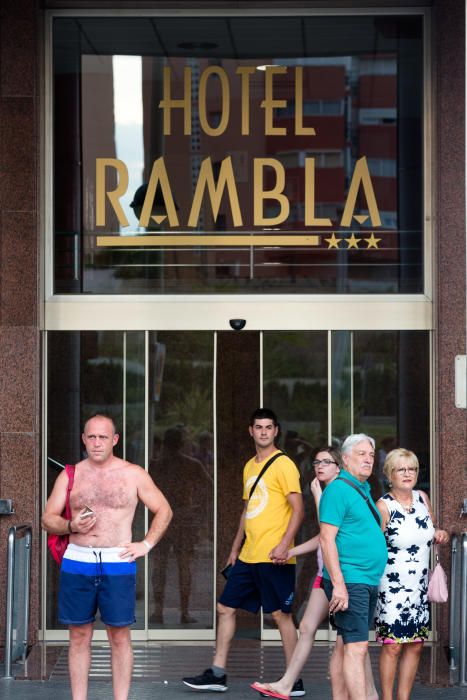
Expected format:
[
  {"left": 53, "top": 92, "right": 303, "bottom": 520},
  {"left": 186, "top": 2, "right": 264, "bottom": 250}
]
[
  {"left": 460, "top": 533, "right": 467, "bottom": 686},
  {"left": 3, "top": 525, "right": 32, "bottom": 679},
  {"left": 449, "top": 536, "right": 458, "bottom": 671},
  {"left": 4, "top": 527, "right": 16, "bottom": 679},
  {"left": 21, "top": 530, "right": 32, "bottom": 663}
]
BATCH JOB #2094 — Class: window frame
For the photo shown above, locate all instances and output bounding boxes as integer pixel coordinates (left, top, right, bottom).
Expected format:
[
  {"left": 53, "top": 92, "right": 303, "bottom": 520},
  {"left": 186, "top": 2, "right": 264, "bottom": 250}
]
[{"left": 43, "top": 6, "right": 433, "bottom": 326}]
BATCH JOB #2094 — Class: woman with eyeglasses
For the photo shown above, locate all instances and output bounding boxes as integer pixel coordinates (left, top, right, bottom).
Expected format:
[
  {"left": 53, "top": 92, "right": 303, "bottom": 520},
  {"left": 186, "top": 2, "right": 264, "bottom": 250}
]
[
  {"left": 374, "top": 448, "right": 449, "bottom": 700},
  {"left": 252, "top": 446, "right": 374, "bottom": 700}
]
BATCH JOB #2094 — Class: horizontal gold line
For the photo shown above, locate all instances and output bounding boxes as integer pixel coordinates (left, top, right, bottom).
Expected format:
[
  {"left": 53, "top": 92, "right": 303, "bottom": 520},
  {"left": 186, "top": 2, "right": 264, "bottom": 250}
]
[{"left": 97, "top": 235, "right": 320, "bottom": 247}]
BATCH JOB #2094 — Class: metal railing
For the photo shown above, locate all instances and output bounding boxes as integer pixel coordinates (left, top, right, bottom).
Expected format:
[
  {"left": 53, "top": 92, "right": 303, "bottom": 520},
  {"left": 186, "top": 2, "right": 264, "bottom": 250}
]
[
  {"left": 3, "top": 525, "right": 32, "bottom": 679},
  {"left": 449, "top": 532, "right": 467, "bottom": 686}
]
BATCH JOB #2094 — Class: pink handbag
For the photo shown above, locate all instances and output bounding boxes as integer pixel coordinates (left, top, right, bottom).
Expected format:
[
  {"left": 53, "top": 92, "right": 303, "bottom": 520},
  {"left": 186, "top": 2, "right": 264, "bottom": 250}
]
[{"left": 427, "top": 550, "right": 448, "bottom": 603}]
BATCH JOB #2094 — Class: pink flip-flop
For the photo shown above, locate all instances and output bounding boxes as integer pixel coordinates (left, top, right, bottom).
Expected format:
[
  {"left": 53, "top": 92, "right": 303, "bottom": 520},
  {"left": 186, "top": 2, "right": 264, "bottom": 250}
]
[{"left": 250, "top": 682, "right": 290, "bottom": 700}]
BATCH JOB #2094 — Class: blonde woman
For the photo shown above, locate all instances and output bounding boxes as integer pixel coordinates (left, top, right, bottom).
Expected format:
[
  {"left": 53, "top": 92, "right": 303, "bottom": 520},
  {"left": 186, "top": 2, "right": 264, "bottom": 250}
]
[{"left": 374, "top": 448, "right": 449, "bottom": 700}]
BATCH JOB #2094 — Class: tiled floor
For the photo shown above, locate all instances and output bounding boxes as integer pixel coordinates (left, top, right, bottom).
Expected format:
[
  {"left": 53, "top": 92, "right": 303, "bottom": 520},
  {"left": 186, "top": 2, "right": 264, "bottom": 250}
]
[
  {"left": 1, "top": 641, "right": 466, "bottom": 700},
  {"left": 13, "top": 640, "right": 336, "bottom": 682}
]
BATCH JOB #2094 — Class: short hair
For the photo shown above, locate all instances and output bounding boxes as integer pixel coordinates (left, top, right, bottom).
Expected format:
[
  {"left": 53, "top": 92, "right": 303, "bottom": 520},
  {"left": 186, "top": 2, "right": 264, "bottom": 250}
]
[
  {"left": 341, "top": 433, "right": 375, "bottom": 455},
  {"left": 312, "top": 445, "right": 343, "bottom": 468},
  {"left": 249, "top": 407, "right": 279, "bottom": 427},
  {"left": 83, "top": 414, "right": 117, "bottom": 435},
  {"left": 383, "top": 448, "right": 419, "bottom": 481}
]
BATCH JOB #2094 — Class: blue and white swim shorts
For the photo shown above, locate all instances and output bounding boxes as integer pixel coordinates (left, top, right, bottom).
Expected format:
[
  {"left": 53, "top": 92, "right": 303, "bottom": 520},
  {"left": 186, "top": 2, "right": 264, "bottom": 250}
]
[{"left": 58, "top": 543, "right": 136, "bottom": 627}]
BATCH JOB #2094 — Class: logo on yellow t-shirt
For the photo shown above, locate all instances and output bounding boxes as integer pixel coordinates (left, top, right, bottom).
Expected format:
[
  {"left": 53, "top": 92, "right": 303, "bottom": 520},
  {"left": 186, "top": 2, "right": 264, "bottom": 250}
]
[{"left": 245, "top": 476, "right": 269, "bottom": 518}]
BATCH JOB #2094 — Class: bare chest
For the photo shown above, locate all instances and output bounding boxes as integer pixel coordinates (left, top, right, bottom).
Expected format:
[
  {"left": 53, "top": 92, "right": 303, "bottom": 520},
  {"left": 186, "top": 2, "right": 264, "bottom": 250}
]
[{"left": 71, "top": 472, "right": 137, "bottom": 512}]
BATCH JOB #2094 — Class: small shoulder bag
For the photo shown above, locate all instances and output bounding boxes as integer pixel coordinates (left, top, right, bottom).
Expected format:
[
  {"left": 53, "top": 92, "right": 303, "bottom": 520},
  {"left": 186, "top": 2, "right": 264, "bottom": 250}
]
[{"left": 427, "top": 547, "right": 449, "bottom": 603}]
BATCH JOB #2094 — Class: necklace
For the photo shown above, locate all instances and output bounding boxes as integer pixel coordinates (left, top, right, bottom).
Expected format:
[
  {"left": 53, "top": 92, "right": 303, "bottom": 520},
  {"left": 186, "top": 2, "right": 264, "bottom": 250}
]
[{"left": 390, "top": 491, "right": 414, "bottom": 513}]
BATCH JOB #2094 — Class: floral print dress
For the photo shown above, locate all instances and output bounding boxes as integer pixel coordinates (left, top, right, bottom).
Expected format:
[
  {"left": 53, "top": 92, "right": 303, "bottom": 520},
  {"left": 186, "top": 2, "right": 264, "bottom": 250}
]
[{"left": 375, "top": 490, "right": 435, "bottom": 643}]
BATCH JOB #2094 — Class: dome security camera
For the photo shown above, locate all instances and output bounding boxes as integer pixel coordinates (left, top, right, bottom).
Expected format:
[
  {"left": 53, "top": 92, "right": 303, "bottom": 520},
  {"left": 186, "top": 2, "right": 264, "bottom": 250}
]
[{"left": 229, "top": 319, "right": 247, "bottom": 331}]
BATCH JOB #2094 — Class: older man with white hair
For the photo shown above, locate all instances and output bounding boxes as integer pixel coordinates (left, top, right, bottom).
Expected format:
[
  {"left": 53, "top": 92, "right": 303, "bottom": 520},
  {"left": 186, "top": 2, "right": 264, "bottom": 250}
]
[{"left": 319, "top": 434, "right": 387, "bottom": 700}]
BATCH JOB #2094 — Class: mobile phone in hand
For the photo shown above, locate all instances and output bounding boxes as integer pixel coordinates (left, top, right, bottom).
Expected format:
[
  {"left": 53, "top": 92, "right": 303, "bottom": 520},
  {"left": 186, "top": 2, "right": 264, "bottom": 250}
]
[
  {"left": 80, "top": 505, "right": 95, "bottom": 519},
  {"left": 220, "top": 564, "right": 233, "bottom": 579}
]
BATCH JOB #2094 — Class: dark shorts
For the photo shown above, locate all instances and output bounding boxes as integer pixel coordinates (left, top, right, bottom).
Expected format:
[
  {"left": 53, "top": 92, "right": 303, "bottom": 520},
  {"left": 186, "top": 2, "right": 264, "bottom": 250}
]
[
  {"left": 58, "top": 544, "right": 136, "bottom": 627},
  {"left": 219, "top": 559, "right": 295, "bottom": 614},
  {"left": 323, "top": 578, "right": 378, "bottom": 644}
]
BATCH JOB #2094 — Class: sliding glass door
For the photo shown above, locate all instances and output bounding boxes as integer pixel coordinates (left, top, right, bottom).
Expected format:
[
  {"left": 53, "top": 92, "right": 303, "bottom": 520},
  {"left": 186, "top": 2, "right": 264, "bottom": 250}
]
[{"left": 43, "top": 329, "right": 430, "bottom": 641}]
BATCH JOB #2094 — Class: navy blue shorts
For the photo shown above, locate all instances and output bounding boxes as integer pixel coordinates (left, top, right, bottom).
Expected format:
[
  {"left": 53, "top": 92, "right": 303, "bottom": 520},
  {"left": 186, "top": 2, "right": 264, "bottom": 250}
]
[
  {"left": 323, "top": 578, "right": 378, "bottom": 643},
  {"left": 219, "top": 559, "right": 295, "bottom": 614},
  {"left": 58, "top": 544, "right": 136, "bottom": 627}
]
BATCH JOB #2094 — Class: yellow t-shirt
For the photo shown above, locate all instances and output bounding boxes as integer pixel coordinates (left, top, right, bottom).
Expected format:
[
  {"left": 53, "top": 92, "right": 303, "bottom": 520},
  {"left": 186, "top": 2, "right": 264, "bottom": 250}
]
[{"left": 239, "top": 451, "right": 301, "bottom": 564}]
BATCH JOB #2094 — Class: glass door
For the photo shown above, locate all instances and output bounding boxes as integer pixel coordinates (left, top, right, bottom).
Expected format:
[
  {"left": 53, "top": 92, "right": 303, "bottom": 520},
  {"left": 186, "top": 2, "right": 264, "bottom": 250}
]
[
  {"left": 43, "top": 329, "right": 430, "bottom": 641},
  {"left": 43, "top": 330, "right": 216, "bottom": 640},
  {"left": 146, "top": 332, "right": 215, "bottom": 633},
  {"left": 261, "top": 330, "right": 431, "bottom": 641}
]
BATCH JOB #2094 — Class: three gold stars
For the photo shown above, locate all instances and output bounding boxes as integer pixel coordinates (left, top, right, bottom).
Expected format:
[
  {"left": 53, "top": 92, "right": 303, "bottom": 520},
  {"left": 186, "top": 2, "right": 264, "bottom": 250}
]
[{"left": 324, "top": 232, "right": 382, "bottom": 249}]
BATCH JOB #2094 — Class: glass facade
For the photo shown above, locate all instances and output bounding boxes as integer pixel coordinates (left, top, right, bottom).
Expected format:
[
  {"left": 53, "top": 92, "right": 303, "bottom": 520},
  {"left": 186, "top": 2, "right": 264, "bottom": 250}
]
[
  {"left": 53, "top": 15, "right": 424, "bottom": 295},
  {"left": 44, "top": 9, "right": 433, "bottom": 643},
  {"left": 45, "top": 329, "right": 430, "bottom": 636}
]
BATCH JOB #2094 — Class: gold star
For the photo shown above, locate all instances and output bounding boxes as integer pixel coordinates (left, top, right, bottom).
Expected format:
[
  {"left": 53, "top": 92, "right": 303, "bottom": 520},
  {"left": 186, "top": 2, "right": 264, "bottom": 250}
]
[
  {"left": 325, "top": 233, "right": 341, "bottom": 249},
  {"left": 345, "top": 233, "right": 361, "bottom": 249},
  {"left": 364, "top": 233, "right": 381, "bottom": 249}
]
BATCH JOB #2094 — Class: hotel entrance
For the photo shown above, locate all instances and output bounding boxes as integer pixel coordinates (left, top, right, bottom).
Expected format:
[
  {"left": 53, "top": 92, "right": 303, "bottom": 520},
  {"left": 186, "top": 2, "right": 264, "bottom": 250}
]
[
  {"left": 42, "top": 6, "right": 434, "bottom": 644},
  {"left": 43, "top": 328, "right": 430, "bottom": 640}
]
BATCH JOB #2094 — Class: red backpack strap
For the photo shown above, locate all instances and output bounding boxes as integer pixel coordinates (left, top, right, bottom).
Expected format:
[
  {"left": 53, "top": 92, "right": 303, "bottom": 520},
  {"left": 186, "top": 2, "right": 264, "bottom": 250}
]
[{"left": 64, "top": 464, "right": 75, "bottom": 520}]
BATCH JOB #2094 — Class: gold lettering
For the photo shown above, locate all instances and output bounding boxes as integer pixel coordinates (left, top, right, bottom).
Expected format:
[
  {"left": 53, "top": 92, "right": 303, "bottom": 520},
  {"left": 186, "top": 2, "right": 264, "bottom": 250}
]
[
  {"left": 95, "top": 158, "right": 129, "bottom": 227},
  {"left": 304, "top": 159, "right": 332, "bottom": 226},
  {"left": 188, "top": 156, "right": 243, "bottom": 227},
  {"left": 340, "top": 156, "right": 382, "bottom": 227},
  {"left": 236, "top": 66, "right": 256, "bottom": 135},
  {"left": 295, "top": 67, "right": 316, "bottom": 136},
  {"left": 260, "top": 67, "right": 287, "bottom": 136},
  {"left": 159, "top": 66, "right": 192, "bottom": 136},
  {"left": 199, "top": 67, "right": 230, "bottom": 136},
  {"left": 253, "top": 158, "right": 289, "bottom": 225},
  {"left": 139, "top": 158, "right": 179, "bottom": 227}
]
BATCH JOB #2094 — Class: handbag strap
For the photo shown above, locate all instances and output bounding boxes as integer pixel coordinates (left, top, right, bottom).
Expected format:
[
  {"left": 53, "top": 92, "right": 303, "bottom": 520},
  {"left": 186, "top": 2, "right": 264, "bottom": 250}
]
[
  {"left": 64, "top": 464, "right": 75, "bottom": 520},
  {"left": 248, "top": 451, "right": 284, "bottom": 502},
  {"left": 338, "top": 475, "right": 380, "bottom": 526}
]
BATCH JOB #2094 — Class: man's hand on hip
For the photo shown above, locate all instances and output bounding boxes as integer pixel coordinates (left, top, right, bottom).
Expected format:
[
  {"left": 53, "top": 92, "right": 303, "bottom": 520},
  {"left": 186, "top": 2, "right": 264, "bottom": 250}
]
[{"left": 118, "top": 541, "right": 152, "bottom": 562}]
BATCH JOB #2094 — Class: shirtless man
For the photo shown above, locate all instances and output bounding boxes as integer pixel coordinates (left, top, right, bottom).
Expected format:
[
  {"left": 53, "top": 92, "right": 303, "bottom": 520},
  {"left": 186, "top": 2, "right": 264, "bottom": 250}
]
[{"left": 42, "top": 414, "right": 173, "bottom": 700}]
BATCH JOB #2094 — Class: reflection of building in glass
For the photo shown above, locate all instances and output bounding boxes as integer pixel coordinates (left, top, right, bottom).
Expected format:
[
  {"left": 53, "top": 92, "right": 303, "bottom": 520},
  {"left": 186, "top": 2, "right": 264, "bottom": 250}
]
[{"left": 53, "top": 18, "right": 424, "bottom": 294}]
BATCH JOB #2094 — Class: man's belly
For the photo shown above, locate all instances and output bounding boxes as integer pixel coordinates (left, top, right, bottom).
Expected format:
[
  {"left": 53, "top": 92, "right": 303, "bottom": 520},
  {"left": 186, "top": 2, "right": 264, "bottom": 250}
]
[{"left": 70, "top": 511, "right": 135, "bottom": 547}]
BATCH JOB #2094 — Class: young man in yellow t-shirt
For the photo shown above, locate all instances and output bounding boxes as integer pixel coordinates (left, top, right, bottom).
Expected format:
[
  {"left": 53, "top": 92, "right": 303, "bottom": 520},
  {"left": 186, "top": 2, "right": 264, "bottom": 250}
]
[{"left": 183, "top": 408, "right": 304, "bottom": 694}]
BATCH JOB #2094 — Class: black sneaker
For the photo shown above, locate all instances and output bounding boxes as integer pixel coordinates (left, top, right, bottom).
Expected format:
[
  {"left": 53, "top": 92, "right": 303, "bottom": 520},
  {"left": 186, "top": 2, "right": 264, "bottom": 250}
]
[
  {"left": 290, "top": 679, "right": 305, "bottom": 697},
  {"left": 182, "top": 668, "right": 228, "bottom": 692}
]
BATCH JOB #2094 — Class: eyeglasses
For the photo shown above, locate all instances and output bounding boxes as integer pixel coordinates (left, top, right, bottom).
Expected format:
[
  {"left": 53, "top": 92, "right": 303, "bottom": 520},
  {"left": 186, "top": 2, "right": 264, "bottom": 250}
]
[
  {"left": 312, "top": 459, "right": 337, "bottom": 467},
  {"left": 395, "top": 467, "right": 417, "bottom": 475}
]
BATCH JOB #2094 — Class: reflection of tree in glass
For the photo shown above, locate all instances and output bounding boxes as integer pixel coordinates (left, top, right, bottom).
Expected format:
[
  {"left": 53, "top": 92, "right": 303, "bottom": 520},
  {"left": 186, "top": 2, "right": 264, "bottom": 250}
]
[
  {"left": 168, "top": 386, "right": 213, "bottom": 434},
  {"left": 149, "top": 426, "right": 211, "bottom": 625}
]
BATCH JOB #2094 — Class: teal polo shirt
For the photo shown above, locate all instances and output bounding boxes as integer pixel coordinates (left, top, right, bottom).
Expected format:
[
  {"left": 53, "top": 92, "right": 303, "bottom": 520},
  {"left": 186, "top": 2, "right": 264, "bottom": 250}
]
[{"left": 319, "top": 471, "right": 387, "bottom": 585}]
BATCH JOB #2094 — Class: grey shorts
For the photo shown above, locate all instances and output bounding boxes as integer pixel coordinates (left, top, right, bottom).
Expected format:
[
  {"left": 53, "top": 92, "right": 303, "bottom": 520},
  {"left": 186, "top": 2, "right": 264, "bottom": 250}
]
[{"left": 323, "top": 578, "right": 378, "bottom": 643}]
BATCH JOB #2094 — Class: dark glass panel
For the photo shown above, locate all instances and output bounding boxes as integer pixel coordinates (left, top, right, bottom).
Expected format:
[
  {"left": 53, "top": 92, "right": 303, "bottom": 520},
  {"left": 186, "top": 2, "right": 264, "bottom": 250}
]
[{"left": 53, "top": 15, "right": 424, "bottom": 294}]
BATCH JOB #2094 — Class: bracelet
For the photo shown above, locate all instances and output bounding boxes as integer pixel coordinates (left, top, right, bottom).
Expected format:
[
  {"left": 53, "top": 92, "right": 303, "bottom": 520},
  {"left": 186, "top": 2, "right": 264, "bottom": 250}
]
[
  {"left": 143, "top": 539, "right": 153, "bottom": 551},
  {"left": 67, "top": 520, "right": 74, "bottom": 534}
]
